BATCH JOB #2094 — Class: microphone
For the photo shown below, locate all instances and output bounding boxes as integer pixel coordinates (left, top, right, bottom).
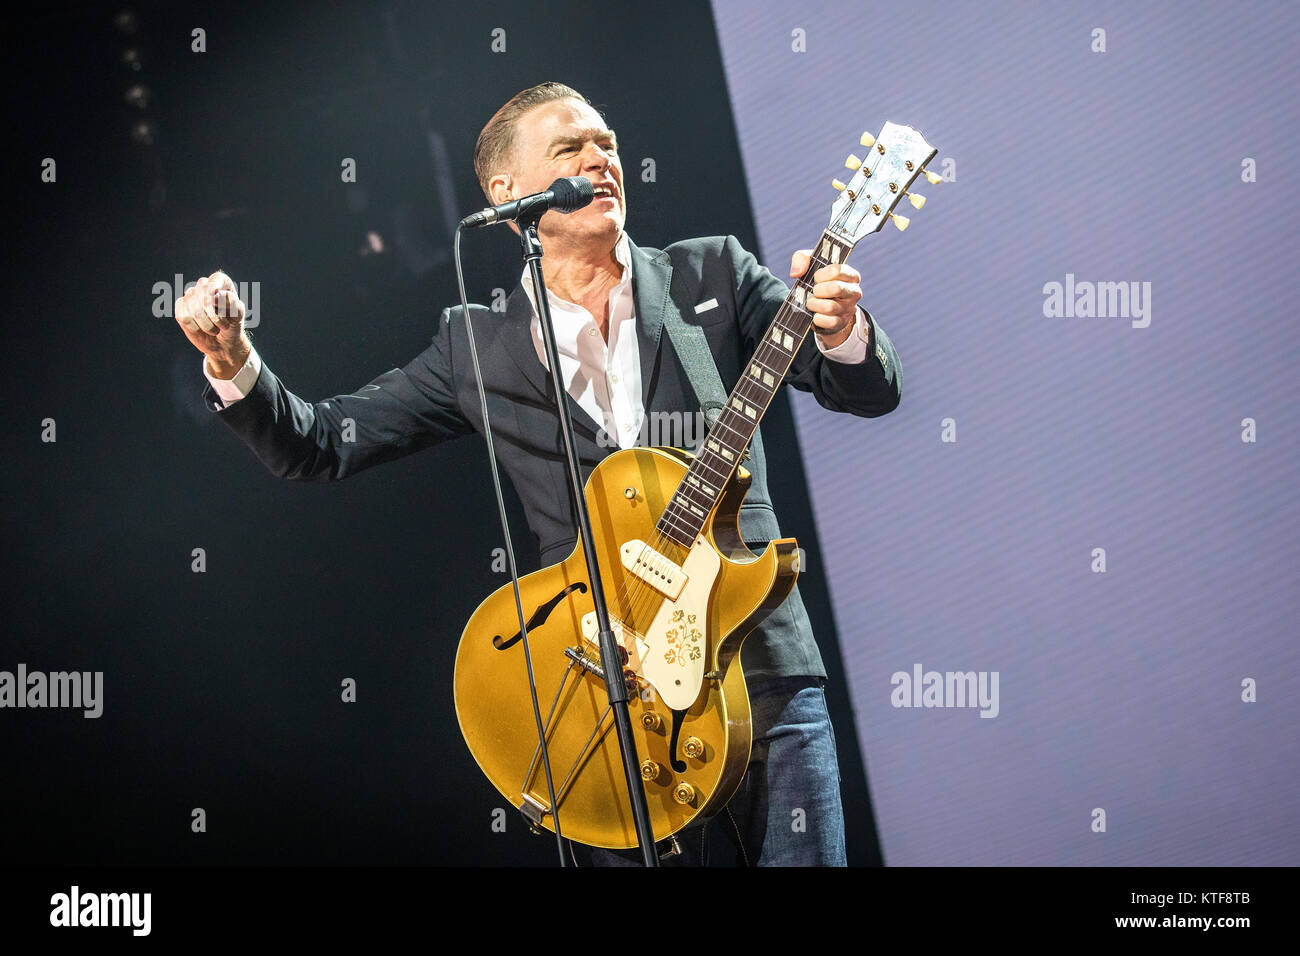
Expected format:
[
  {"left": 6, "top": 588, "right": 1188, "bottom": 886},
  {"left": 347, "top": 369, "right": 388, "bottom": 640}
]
[{"left": 460, "top": 177, "right": 595, "bottom": 229}]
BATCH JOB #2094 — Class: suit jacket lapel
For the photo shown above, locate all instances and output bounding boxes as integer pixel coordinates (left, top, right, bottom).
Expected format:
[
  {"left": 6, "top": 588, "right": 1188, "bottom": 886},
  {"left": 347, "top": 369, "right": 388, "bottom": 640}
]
[{"left": 627, "top": 237, "right": 673, "bottom": 413}]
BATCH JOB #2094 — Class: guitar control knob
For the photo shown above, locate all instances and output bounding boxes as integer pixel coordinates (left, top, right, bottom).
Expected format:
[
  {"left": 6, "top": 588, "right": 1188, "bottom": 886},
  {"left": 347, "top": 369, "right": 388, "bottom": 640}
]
[
  {"left": 683, "top": 736, "right": 705, "bottom": 759},
  {"left": 640, "top": 759, "right": 662, "bottom": 782},
  {"left": 641, "top": 711, "right": 663, "bottom": 731},
  {"left": 672, "top": 782, "right": 696, "bottom": 805}
]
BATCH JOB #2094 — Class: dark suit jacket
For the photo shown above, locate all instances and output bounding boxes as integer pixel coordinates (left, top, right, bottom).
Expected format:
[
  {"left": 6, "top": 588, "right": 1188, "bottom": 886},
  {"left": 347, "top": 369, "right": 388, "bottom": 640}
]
[{"left": 204, "top": 234, "right": 902, "bottom": 682}]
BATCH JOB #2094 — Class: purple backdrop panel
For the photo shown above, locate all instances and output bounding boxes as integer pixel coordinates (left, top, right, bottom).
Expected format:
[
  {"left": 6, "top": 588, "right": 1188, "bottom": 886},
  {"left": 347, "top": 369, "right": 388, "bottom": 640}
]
[{"left": 713, "top": 0, "right": 1300, "bottom": 865}]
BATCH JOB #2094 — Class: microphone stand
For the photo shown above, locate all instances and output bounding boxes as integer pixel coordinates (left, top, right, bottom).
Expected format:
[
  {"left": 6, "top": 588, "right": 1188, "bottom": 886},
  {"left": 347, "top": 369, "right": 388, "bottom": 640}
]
[{"left": 517, "top": 218, "right": 660, "bottom": 867}]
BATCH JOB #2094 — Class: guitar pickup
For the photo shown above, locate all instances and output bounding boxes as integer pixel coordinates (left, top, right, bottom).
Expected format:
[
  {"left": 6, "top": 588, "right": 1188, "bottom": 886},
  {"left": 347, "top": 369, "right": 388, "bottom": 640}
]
[{"left": 620, "top": 539, "right": 688, "bottom": 601}]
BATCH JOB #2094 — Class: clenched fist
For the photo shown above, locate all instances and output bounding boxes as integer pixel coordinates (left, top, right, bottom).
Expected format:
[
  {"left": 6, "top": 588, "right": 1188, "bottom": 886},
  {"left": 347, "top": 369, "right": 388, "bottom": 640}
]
[{"left": 174, "top": 270, "right": 252, "bottom": 379}]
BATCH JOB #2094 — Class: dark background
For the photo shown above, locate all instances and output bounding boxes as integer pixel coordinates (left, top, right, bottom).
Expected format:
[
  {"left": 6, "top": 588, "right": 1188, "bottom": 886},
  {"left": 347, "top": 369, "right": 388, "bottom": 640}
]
[{"left": 4, "top": 0, "right": 882, "bottom": 865}]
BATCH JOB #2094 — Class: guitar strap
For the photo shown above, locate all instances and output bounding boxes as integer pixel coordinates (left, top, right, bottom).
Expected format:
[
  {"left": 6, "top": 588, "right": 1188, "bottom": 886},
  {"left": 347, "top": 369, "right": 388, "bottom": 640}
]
[{"left": 659, "top": 307, "right": 767, "bottom": 479}]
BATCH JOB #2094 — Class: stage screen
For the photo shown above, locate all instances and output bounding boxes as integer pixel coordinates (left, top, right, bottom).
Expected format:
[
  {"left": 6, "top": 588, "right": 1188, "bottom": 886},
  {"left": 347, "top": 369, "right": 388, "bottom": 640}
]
[{"left": 713, "top": 0, "right": 1299, "bottom": 864}]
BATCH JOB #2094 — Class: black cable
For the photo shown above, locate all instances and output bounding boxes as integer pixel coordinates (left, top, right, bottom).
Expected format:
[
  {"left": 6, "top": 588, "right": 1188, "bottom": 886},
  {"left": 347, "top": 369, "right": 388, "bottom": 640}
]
[{"left": 453, "top": 225, "right": 568, "bottom": 866}]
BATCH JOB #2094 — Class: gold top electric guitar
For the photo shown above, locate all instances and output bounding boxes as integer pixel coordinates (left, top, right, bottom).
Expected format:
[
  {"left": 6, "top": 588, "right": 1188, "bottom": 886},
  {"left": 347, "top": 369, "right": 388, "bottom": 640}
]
[{"left": 454, "top": 122, "right": 939, "bottom": 848}]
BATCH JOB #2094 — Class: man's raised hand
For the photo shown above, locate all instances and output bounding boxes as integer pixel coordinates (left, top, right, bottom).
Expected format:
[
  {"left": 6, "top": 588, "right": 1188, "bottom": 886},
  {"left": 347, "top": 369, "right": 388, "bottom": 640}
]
[{"left": 174, "top": 270, "right": 252, "bottom": 379}]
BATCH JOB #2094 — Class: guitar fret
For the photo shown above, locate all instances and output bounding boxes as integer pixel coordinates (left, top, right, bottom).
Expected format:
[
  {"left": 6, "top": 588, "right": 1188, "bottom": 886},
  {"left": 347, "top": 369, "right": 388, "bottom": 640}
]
[
  {"left": 747, "top": 359, "right": 779, "bottom": 389},
  {"left": 752, "top": 354, "right": 786, "bottom": 384},
  {"left": 712, "top": 416, "right": 747, "bottom": 444},
  {"left": 767, "top": 324, "right": 797, "bottom": 353},
  {"left": 789, "top": 286, "right": 805, "bottom": 313},
  {"left": 676, "top": 483, "right": 714, "bottom": 511},
  {"left": 727, "top": 396, "right": 760, "bottom": 423},
  {"left": 735, "top": 379, "right": 772, "bottom": 405},
  {"left": 658, "top": 510, "right": 692, "bottom": 535},
  {"left": 664, "top": 466, "right": 722, "bottom": 534},
  {"left": 669, "top": 486, "right": 706, "bottom": 511},
  {"left": 657, "top": 510, "right": 697, "bottom": 545},
  {"left": 665, "top": 513, "right": 700, "bottom": 540},
  {"left": 692, "top": 455, "right": 728, "bottom": 481},
  {"left": 695, "top": 465, "right": 726, "bottom": 485},
  {"left": 667, "top": 502, "right": 699, "bottom": 527},
  {"left": 684, "top": 474, "right": 718, "bottom": 500},
  {"left": 777, "top": 305, "right": 813, "bottom": 335}
]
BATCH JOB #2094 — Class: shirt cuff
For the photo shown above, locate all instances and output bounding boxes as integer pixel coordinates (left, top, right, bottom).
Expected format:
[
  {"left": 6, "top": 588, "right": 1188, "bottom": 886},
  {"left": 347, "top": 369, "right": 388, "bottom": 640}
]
[
  {"left": 203, "top": 346, "right": 262, "bottom": 406},
  {"left": 814, "top": 306, "right": 872, "bottom": 364}
]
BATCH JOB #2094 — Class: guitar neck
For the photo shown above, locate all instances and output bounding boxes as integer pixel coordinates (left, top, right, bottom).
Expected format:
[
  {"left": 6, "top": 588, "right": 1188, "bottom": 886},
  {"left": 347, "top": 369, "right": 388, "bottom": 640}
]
[{"left": 655, "top": 230, "right": 856, "bottom": 549}]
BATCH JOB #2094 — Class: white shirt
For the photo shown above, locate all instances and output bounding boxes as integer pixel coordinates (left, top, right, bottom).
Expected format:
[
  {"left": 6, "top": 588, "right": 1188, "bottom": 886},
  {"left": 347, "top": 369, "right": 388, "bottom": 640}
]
[
  {"left": 520, "top": 233, "right": 643, "bottom": 448},
  {"left": 203, "top": 234, "right": 872, "bottom": 436}
]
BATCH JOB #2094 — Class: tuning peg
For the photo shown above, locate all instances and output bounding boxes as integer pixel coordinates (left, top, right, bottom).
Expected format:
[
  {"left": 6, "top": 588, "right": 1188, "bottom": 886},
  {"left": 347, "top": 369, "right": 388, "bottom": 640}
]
[
  {"left": 832, "top": 178, "right": 848, "bottom": 191},
  {"left": 906, "top": 192, "right": 926, "bottom": 209},
  {"left": 845, "top": 154, "right": 862, "bottom": 171},
  {"left": 860, "top": 131, "right": 876, "bottom": 148},
  {"left": 922, "top": 168, "right": 942, "bottom": 185},
  {"left": 890, "top": 213, "right": 910, "bottom": 231}
]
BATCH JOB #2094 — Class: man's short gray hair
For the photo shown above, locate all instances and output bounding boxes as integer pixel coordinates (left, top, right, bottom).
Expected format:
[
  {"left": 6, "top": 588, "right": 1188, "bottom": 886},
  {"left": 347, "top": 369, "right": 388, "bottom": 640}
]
[{"left": 473, "top": 82, "right": 592, "bottom": 200}]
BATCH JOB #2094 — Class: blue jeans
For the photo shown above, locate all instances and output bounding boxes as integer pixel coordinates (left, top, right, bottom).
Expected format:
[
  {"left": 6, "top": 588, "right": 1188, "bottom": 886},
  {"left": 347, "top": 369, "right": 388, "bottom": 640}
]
[{"left": 587, "top": 675, "right": 847, "bottom": 866}]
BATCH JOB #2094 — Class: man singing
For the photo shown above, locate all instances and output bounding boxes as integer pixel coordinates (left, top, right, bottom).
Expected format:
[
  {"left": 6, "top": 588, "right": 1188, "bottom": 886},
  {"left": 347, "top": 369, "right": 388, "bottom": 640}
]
[{"left": 173, "top": 82, "right": 902, "bottom": 866}]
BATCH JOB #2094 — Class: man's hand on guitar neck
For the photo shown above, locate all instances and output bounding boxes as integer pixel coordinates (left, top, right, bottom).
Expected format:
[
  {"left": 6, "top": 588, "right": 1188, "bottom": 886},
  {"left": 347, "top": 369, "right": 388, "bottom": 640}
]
[{"left": 789, "top": 249, "right": 866, "bottom": 351}]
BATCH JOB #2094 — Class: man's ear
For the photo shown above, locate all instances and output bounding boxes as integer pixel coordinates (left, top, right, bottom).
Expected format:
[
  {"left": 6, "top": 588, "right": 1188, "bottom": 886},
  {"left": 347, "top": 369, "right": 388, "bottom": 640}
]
[{"left": 487, "top": 174, "right": 514, "bottom": 207}]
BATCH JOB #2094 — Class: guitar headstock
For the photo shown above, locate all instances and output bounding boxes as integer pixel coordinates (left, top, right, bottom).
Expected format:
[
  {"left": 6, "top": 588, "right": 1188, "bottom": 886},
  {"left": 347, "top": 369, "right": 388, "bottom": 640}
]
[{"left": 828, "top": 121, "right": 938, "bottom": 245}]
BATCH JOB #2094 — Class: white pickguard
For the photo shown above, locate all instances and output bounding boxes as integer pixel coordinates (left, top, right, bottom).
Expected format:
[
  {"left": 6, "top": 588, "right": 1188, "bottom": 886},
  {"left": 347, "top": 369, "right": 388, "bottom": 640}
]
[
  {"left": 636, "top": 538, "right": 721, "bottom": 711},
  {"left": 579, "top": 538, "right": 722, "bottom": 711}
]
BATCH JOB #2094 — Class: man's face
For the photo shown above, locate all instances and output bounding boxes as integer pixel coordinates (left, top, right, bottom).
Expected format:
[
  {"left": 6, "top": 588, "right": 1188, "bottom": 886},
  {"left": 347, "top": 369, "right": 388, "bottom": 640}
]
[{"left": 488, "top": 98, "right": 625, "bottom": 249}]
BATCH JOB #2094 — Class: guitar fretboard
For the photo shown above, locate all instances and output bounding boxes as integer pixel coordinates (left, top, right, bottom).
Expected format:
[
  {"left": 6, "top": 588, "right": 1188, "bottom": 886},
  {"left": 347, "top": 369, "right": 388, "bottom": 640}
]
[{"left": 656, "top": 230, "right": 855, "bottom": 549}]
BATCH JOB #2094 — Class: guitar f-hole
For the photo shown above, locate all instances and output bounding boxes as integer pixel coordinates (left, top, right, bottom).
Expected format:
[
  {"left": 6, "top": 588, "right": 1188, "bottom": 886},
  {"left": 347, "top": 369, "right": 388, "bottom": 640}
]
[
  {"left": 493, "top": 582, "right": 588, "bottom": 650},
  {"left": 668, "top": 708, "right": 688, "bottom": 773}
]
